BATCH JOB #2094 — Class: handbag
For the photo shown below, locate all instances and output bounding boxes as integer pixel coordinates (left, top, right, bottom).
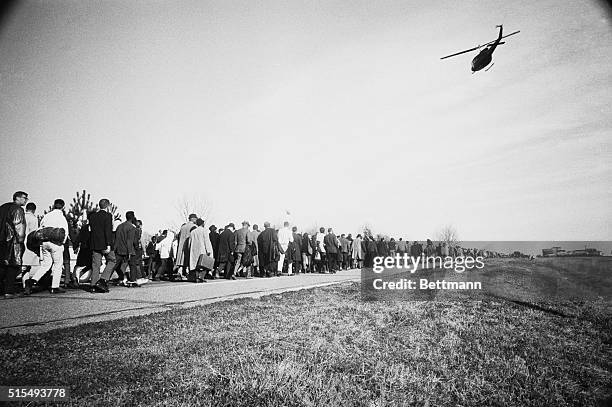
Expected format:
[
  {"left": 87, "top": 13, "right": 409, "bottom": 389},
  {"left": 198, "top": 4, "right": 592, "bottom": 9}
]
[{"left": 196, "top": 253, "right": 215, "bottom": 271}]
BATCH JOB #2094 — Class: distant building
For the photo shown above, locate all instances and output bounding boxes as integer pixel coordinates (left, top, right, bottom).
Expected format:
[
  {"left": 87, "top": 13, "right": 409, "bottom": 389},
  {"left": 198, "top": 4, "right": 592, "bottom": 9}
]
[
  {"left": 542, "top": 246, "right": 601, "bottom": 257},
  {"left": 542, "top": 247, "right": 564, "bottom": 257},
  {"left": 566, "top": 248, "right": 602, "bottom": 257}
]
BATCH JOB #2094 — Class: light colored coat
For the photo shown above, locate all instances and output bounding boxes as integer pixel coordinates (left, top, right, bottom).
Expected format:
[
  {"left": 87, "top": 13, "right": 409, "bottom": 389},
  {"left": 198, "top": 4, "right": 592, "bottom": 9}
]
[
  {"left": 189, "top": 226, "right": 213, "bottom": 271},
  {"left": 278, "top": 227, "right": 293, "bottom": 251},
  {"left": 176, "top": 222, "right": 195, "bottom": 266},
  {"left": 248, "top": 230, "right": 260, "bottom": 251},
  {"left": 352, "top": 237, "right": 363, "bottom": 260},
  {"left": 156, "top": 232, "right": 175, "bottom": 259}
]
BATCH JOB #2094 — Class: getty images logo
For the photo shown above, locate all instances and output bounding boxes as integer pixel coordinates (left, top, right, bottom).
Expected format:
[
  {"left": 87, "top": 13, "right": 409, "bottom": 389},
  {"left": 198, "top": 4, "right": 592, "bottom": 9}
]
[{"left": 372, "top": 254, "right": 485, "bottom": 273}]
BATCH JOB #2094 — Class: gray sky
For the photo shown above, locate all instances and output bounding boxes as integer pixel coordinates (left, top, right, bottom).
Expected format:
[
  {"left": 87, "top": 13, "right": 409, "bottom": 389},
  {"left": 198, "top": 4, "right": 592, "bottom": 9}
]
[{"left": 1, "top": 0, "right": 610, "bottom": 240}]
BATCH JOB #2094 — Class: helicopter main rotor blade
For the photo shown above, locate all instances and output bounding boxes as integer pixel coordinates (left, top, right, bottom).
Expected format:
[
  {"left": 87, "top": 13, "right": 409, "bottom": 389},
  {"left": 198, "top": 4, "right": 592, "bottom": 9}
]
[
  {"left": 440, "top": 45, "right": 482, "bottom": 60},
  {"left": 481, "top": 30, "right": 521, "bottom": 47},
  {"left": 440, "top": 30, "right": 520, "bottom": 60}
]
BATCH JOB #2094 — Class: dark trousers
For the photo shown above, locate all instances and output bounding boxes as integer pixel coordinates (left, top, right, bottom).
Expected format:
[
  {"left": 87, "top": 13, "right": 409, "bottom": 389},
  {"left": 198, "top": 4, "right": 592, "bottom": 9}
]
[
  {"left": 0, "top": 264, "right": 18, "bottom": 294},
  {"left": 62, "top": 260, "right": 71, "bottom": 285},
  {"left": 217, "top": 261, "right": 233, "bottom": 279},
  {"left": 151, "top": 258, "right": 159, "bottom": 276},
  {"left": 314, "top": 253, "right": 326, "bottom": 272},
  {"left": 213, "top": 251, "right": 219, "bottom": 270},
  {"left": 341, "top": 252, "right": 349, "bottom": 269},
  {"left": 144, "top": 257, "right": 155, "bottom": 277},
  {"left": 327, "top": 252, "right": 338, "bottom": 271},
  {"left": 112, "top": 260, "right": 125, "bottom": 281},
  {"left": 364, "top": 251, "right": 376, "bottom": 268},
  {"left": 115, "top": 253, "right": 141, "bottom": 282},
  {"left": 155, "top": 258, "right": 170, "bottom": 279},
  {"left": 268, "top": 261, "right": 278, "bottom": 275}
]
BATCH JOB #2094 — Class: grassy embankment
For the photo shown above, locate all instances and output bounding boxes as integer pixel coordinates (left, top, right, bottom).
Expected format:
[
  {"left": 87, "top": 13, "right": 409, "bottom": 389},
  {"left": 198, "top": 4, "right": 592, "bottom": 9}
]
[{"left": 1, "top": 258, "right": 610, "bottom": 406}]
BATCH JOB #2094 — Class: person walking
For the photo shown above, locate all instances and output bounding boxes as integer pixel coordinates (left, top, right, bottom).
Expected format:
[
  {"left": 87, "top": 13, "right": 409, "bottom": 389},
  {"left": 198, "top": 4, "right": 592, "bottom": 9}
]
[
  {"left": 209, "top": 225, "right": 220, "bottom": 273},
  {"left": 323, "top": 227, "right": 339, "bottom": 273},
  {"left": 113, "top": 211, "right": 140, "bottom": 286},
  {"left": 72, "top": 213, "right": 94, "bottom": 285},
  {"left": 247, "top": 224, "right": 261, "bottom": 276},
  {"left": 339, "top": 234, "right": 350, "bottom": 270},
  {"left": 364, "top": 235, "right": 379, "bottom": 268},
  {"left": 290, "top": 226, "right": 302, "bottom": 274},
  {"left": 21, "top": 202, "right": 40, "bottom": 289},
  {"left": 397, "top": 238, "right": 407, "bottom": 257},
  {"left": 233, "top": 221, "right": 250, "bottom": 277},
  {"left": 154, "top": 230, "right": 174, "bottom": 280},
  {"left": 314, "top": 227, "right": 327, "bottom": 273},
  {"left": 175, "top": 214, "right": 198, "bottom": 279},
  {"left": 277, "top": 221, "right": 293, "bottom": 275},
  {"left": 27, "top": 199, "right": 68, "bottom": 294},
  {"left": 216, "top": 223, "right": 236, "bottom": 279},
  {"left": 257, "top": 222, "right": 279, "bottom": 277},
  {"left": 88, "top": 199, "right": 116, "bottom": 293},
  {"left": 351, "top": 234, "right": 364, "bottom": 269},
  {"left": 0, "top": 191, "right": 27, "bottom": 298},
  {"left": 189, "top": 218, "right": 213, "bottom": 282},
  {"left": 301, "top": 232, "right": 313, "bottom": 273}
]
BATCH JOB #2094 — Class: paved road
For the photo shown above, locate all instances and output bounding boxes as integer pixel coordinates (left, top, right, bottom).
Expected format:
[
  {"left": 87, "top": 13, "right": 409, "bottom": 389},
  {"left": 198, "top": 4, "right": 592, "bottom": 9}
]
[{"left": 0, "top": 270, "right": 361, "bottom": 335}]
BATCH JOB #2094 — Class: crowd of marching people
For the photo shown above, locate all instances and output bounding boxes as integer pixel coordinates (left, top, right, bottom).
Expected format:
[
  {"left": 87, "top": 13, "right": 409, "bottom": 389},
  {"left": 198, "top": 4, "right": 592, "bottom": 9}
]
[{"left": 0, "top": 191, "right": 491, "bottom": 297}]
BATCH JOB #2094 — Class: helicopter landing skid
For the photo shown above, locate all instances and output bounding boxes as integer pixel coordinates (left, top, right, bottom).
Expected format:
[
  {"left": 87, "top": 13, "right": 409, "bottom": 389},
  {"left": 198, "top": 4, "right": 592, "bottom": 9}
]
[{"left": 485, "top": 62, "right": 495, "bottom": 72}]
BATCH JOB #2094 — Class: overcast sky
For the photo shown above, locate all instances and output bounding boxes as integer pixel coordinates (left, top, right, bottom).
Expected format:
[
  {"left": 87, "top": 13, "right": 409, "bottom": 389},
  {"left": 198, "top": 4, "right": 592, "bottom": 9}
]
[{"left": 1, "top": 0, "right": 610, "bottom": 240}]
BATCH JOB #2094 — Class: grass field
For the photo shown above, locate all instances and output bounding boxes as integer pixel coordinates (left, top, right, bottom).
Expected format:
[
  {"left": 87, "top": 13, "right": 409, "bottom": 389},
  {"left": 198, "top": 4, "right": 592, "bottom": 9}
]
[{"left": 1, "top": 259, "right": 611, "bottom": 406}]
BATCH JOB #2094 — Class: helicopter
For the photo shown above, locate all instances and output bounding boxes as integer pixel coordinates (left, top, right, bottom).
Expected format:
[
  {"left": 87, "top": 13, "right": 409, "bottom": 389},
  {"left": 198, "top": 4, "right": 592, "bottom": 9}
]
[{"left": 440, "top": 25, "right": 520, "bottom": 72}]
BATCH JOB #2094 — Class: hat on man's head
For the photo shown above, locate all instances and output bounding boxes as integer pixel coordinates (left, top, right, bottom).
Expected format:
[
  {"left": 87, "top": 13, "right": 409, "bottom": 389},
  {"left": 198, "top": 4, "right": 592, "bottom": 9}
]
[
  {"left": 209, "top": 225, "right": 217, "bottom": 231},
  {"left": 228, "top": 222, "right": 235, "bottom": 229},
  {"left": 189, "top": 213, "right": 198, "bottom": 220},
  {"left": 242, "top": 221, "right": 250, "bottom": 227}
]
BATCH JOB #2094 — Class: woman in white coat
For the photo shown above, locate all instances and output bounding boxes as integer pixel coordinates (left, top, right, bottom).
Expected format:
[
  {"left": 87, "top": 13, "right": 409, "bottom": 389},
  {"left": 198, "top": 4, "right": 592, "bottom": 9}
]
[
  {"left": 351, "top": 234, "right": 364, "bottom": 269},
  {"left": 189, "top": 218, "right": 213, "bottom": 282}
]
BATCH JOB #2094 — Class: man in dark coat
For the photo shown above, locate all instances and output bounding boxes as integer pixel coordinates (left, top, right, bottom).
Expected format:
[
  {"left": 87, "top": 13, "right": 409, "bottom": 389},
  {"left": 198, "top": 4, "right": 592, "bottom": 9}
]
[
  {"left": 145, "top": 235, "right": 158, "bottom": 277},
  {"left": 365, "top": 235, "right": 379, "bottom": 268},
  {"left": 88, "top": 199, "right": 116, "bottom": 293},
  {"left": 114, "top": 211, "right": 138, "bottom": 284},
  {"left": 233, "top": 221, "right": 250, "bottom": 277},
  {"left": 133, "top": 219, "right": 145, "bottom": 280},
  {"left": 323, "top": 228, "right": 339, "bottom": 273},
  {"left": 377, "top": 238, "right": 389, "bottom": 258},
  {"left": 291, "top": 226, "right": 302, "bottom": 274},
  {"left": 63, "top": 213, "right": 78, "bottom": 289},
  {"left": 257, "top": 221, "right": 279, "bottom": 277},
  {"left": 301, "top": 232, "right": 313, "bottom": 273},
  {"left": 209, "top": 225, "right": 220, "bottom": 272},
  {"left": 409, "top": 241, "right": 418, "bottom": 258},
  {"left": 73, "top": 213, "right": 93, "bottom": 283},
  {"left": 0, "top": 191, "right": 27, "bottom": 297},
  {"left": 216, "top": 223, "right": 236, "bottom": 279},
  {"left": 247, "top": 224, "right": 261, "bottom": 276},
  {"left": 339, "top": 234, "right": 351, "bottom": 270}
]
